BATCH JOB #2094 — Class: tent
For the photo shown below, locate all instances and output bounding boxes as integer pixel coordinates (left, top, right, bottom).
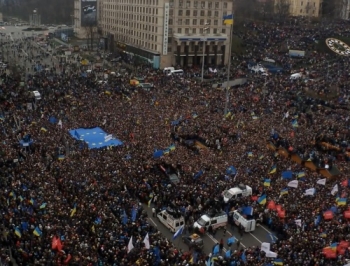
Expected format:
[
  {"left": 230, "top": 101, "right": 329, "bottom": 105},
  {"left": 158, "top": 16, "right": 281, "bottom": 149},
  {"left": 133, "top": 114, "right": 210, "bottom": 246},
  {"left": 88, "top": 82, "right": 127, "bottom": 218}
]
[
  {"left": 291, "top": 153, "right": 303, "bottom": 164},
  {"left": 305, "top": 161, "right": 317, "bottom": 171},
  {"left": 278, "top": 147, "right": 289, "bottom": 158},
  {"left": 267, "top": 142, "right": 276, "bottom": 151},
  {"left": 319, "top": 166, "right": 341, "bottom": 179},
  {"left": 153, "top": 150, "right": 164, "bottom": 159}
]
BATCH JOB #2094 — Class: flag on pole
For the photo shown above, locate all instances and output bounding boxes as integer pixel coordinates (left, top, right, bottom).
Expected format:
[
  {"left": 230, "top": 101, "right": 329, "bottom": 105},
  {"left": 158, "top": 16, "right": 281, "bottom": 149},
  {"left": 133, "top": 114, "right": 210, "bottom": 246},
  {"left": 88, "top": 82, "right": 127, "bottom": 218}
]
[
  {"left": 172, "top": 225, "right": 184, "bottom": 240},
  {"left": 127, "top": 236, "right": 134, "bottom": 253},
  {"left": 317, "top": 178, "right": 326, "bottom": 185},
  {"left": 143, "top": 233, "right": 150, "bottom": 249},
  {"left": 223, "top": 14, "right": 234, "bottom": 25},
  {"left": 331, "top": 184, "right": 338, "bottom": 195}
]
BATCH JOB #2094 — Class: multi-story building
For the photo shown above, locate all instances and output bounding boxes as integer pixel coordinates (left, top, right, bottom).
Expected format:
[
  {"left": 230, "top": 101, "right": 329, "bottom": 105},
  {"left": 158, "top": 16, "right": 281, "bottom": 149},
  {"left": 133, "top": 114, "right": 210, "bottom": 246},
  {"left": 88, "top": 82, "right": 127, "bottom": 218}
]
[
  {"left": 286, "top": 0, "right": 322, "bottom": 16},
  {"left": 74, "top": 0, "right": 99, "bottom": 39},
  {"left": 99, "top": 0, "right": 233, "bottom": 69}
]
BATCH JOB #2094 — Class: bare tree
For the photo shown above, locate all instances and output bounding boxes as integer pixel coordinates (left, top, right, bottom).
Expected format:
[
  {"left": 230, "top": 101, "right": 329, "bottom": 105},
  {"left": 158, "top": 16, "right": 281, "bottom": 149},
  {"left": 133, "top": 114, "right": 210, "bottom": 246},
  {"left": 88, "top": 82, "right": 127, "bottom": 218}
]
[
  {"left": 322, "top": 0, "right": 348, "bottom": 18},
  {"left": 234, "top": 0, "right": 258, "bottom": 21},
  {"left": 275, "top": 0, "right": 291, "bottom": 19}
]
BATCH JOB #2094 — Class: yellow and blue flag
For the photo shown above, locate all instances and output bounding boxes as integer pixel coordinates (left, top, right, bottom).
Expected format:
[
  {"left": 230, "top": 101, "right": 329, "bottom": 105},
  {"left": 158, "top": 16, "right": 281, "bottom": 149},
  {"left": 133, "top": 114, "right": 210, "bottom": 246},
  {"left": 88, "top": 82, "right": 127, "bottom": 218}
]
[
  {"left": 257, "top": 194, "right": 267, "bottom": 205},
  {"left": 274, "top": 258, "right": 283, "bottom": 265},
  {"left": 29, "top": 198, "right": 35, "bottom": 205},
  {"left": 148, "top": 197, "right": 152, "bottom": 207},
  {"left": 269, "top": 165, "right": 277, "bottom": 174},
  {"left": 15, "top": 228, "right": 21, "bottom": 238},
  {"left": 169, "top": 144, "right": 175, "bottom": 151},
  {"left": 223, "top": 14, "right": 234, "bottom": 25},
  {"left": 40, "top": 203, "right": 47, "bottom": 209},
  {"left": 264, "top": 179, "right": 271, "bottom": 187},
  {"left": 320, "top": 232, "right": 327, "bottom": 238},
  {"left": 70, "top": 203, "right": 77, "bottom": 217},
  {"left": 225, "top": 111, "right": 232, "bottom": 118},
  {"left": 247, "top": 152, "right": 253, "bottom": 157},
  {"left": 280, "top": 188, "right": 288, "bottom": 196},
  {"left": 192, "top": 113, "right": 198, "bottom": 119},
  {"left": 19, "top": 196, "right": 24, "bottom": 202},
  {"left": 58, "top": 155, "right": 65, "bottom": 160},
  {"left": 337, "top": 198, "right": 347, "bottom": 206},
  {"left": 40, "top": 127, "right": 47, "bottom": 132},
  {"left": 297, "top": 171, "right": 305, "bottom": 178},
  {"left": 33, "top": 227, "right": 42, "bottom": 237},
  {"left": 330, "top": 243, "right": 338, "bottom": 251}
]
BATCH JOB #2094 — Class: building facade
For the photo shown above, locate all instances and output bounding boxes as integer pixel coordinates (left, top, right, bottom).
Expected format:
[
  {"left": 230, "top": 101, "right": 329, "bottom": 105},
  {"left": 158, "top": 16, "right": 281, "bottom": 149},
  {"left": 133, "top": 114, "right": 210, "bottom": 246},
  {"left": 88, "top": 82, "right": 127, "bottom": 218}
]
[
  {"left": 99, "top": 0, "right": 233, "bottom": 69},
  {"left": 287, "top": 0, "right": 321, "bottom": 17}
]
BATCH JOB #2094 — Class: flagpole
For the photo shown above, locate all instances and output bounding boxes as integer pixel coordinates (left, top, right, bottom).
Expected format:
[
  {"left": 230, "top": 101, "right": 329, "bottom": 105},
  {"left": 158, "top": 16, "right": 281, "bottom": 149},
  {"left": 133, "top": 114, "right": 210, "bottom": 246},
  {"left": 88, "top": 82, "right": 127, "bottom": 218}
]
[{"left": 224, "top": 14, "right": 234, "bottom": 116}]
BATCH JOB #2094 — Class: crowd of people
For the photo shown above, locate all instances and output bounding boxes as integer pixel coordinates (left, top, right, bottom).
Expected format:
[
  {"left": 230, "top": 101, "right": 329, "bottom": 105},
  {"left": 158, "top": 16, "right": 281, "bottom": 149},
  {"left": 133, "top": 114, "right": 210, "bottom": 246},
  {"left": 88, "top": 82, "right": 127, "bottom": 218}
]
[{"left": 0, "top": 18, "right": 350, "bottom": 266}]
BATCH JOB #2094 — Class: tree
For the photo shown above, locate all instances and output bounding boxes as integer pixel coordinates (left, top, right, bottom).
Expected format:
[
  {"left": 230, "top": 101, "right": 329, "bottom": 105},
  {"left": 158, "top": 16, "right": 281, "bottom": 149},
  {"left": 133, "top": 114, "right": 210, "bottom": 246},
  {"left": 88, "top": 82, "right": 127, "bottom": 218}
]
[
  {"left": 275, "top": 0, "right": 291, "bottom": 19},
  {"left": 234, "top": 0, "right": 259, "bottom": 22},
  {"left": 322, "top": 0, "right": 347, "bottom": 18}
]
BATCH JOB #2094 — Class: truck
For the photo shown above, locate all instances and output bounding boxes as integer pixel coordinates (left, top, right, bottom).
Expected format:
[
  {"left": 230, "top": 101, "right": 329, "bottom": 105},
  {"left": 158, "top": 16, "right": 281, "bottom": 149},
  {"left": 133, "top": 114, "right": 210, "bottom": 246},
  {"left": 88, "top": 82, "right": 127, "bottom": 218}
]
[{"left": 222, "top": 184, "right": 252, "bottom": 203}]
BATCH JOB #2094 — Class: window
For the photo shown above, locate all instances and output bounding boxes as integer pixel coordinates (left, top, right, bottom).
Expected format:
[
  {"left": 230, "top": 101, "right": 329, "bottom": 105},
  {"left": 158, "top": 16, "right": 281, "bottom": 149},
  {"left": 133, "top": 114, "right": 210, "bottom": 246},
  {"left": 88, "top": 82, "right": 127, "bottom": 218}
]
[
  {"left": 300, "top": 9, "right": 303, "bottom": 13},
  {"left": 208, "top": 10, "right": 212, "bottom": 16},
  {"left": 193, "top": 10, "right": 198, "bottom": 16},
  {"left": 185, "top": 19, "right": 190, "bottom": 25},
  {"left": 193, "top": 19, "right": 197, "bottom": 25},
  {"left": 200, "top": 10, "right": 205, "bottom": 16},
  {"left": 212, "top": 220, "right": 217, "bottom": 224},
  {"left": 223, "top": 11, "right": 227, "bottom": 16},
  {"left": 201, "top": 1, "right": 205, "bottom": 8},
  {"left": 200, "top": 19, "right": 204, "bottom": 25},
  {"left": 178, "top": 19, "right": 182, "bottom": 25},
  {"left": 214, "top": 20, "right": 218, "bottom": 25},
  {"left": 186, "top": 10, "right": 190, "bottom": 16},
  {"left": 186, "top": 0, "right": 190, "bottom": 7},
  {"left": 223, "top": 2, "right": 227, "bottom": 8},
  {"left": 169, "top": 9, "right": 173, "bottom": 16},
  {"left": 207, "top": 19, "right": 211, "bottom": 24},
  {"left": 168, "top": 46, "right": 172, "bottom": 52},
  {"left": 214, "top": 11, "right": 218, "bottom": 17},
  {"left": 169, "top": 19, "right": 173, "bottom": 25},
  {"left": 185, "top": 28, "right": 189, "bottom": 34},
  {"left": 178, "top": 10, "right": 183, "bottom": 16},
  {"left": 192, "top": 28, "right": 196, "bottom": 34},
  {"left": 208, "top": 2, "right": 212, "bottom": 8},
  {"left": 179, "top": 0, "right": 183, "bottom": 7},
  {"left": 194, "top": 1, "right": 198, "bottom": 8},
  {"left": 177, "top": 28, "right": 182, "bottom": 33},
  {"left": 301, "top": 1, "right": 303, "bottom": 5},
  {"left": 215, "top": 2, "right": 219, "bottom": 8},
  {"left": 213, "top": 28, "right": 217, "bottom": 34}
]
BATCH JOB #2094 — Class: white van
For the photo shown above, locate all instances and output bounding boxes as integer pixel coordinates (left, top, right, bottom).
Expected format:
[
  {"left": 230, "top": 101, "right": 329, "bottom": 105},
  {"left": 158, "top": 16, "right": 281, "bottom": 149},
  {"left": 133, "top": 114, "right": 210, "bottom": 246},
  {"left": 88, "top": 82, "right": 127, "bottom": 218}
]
[
  {"left": 157, "top": 209, "right": 185, "bottom": 233},
  {"left": 222, "top": 184, "right": 252, "bottom": 203},
  {"left": 232, "top": 210, "right": 256, "bottom": 232},
  {"left": 193, "top": 211, "right": 227, "bottom": 232},
  {"left": 167, "top": 69, "right": 184, "bottom": 76},
  {"left": 32, "top": 91, "right": 41, "bottom": 100},
  {"left": 163, "top": 67, "right": 175, "bottom": 74}
]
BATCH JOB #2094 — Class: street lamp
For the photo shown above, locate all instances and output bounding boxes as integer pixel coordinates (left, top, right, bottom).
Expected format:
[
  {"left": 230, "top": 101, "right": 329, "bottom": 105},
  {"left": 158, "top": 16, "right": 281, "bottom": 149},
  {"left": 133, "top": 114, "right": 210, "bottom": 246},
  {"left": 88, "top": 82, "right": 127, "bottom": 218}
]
[{"left": 201, "top": 24, "right": 209, "bottom": 82}]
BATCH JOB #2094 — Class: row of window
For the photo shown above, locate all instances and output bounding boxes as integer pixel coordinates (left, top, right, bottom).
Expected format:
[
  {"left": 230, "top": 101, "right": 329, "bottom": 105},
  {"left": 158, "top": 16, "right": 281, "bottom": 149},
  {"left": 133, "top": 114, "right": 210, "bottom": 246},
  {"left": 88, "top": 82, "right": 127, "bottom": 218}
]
[
  {"left": 170, "top": 0, "right": 228, "bottom": 9},
  {"left": 103, "top": 15, "right": 159, "bottom": 24},
  {"left": 104, "top": 0, "right": 159, "bottom": 5},
  {"left": 103, "top": 5, "right": 159, "bottom": 14},
  {"left": 174, "top": 27, "right": 226, "bottom": 34},
  {"left": 171, "top": 9, "right": 222, "bottom": 17},
  {"left": 171, "top": 18, "right": 226, "bottom": 26}
]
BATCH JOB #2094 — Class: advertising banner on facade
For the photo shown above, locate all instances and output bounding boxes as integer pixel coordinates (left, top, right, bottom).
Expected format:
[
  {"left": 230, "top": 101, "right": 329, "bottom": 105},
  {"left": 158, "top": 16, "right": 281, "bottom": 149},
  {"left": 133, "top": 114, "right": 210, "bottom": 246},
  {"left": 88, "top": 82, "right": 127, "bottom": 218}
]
[{"left": 81, "top": 0, "right": 97, "bottom": 27}]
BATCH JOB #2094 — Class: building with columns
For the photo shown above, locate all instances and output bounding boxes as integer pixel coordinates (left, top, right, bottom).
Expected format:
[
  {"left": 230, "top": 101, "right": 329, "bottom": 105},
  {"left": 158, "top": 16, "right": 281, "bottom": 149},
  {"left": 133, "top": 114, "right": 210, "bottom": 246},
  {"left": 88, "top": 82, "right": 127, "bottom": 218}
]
[{"left": 99, "top": 0, "right": 233, "bottom": 69}]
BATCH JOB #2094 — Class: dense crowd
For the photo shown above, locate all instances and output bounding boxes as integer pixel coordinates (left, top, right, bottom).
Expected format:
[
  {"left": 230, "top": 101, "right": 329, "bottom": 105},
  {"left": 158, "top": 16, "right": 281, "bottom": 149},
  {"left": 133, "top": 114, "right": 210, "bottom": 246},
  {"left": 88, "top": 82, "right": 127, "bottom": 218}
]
[{"left": 0, "top": 18, "right": 350, "bottom": 266}]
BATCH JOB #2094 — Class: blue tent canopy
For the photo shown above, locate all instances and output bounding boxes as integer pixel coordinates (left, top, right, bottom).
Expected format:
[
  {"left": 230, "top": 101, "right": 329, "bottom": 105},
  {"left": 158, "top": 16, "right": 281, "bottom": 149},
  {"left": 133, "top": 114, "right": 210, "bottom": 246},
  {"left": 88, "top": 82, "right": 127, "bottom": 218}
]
[
  {"left": 282, "top": 171, "right": 293, "bottom": 179},
  {"left": 226, "top": 166, "right": 237, "bottom": 176}
]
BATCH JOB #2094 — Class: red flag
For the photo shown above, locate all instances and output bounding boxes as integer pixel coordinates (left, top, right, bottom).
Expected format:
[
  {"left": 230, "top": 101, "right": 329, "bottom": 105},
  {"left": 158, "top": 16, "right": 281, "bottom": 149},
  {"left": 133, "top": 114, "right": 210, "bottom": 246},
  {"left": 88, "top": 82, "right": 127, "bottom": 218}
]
[
  {"left": 323, "top": 247, "right": 337, "bottom": 258},
  {"left": 278, "top": 209, "right": 286, "bottom": 218},
  {"left": 52, "top": 237, "right": 58, "bottom": 250},
  {"left": 276, "top": 204, "right": 282, "bottom": 212},
  {"left": 267, "top": 200, "right": 276, "bottom": 210},
  {"left": 57, "top": 238, "right": 63, "bottom": 251},
  {"left": 323, "top": 211, "right": 334, "bottom": 220},
  {"left": 344, "top": 211, "right": 350, "bottom": 219},
  {"left": 341, "top": 179, "right": 348, "bottom": 187}
]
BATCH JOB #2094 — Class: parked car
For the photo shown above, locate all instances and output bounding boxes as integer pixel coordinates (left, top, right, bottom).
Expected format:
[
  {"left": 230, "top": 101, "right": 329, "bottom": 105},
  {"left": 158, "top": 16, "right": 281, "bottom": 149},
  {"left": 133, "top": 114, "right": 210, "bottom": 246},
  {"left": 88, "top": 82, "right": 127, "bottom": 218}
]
[{"left": 182, "top": 234, "right": 204, "bottom": 251}]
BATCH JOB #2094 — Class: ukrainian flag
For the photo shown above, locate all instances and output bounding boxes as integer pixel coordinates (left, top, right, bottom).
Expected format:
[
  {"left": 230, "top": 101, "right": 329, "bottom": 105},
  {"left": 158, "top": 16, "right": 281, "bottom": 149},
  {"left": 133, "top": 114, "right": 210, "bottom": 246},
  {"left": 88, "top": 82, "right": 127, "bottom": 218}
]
[
  {"left": 58, "top": 155, "right": 65, "bottom": 160},
  {"left": 247, "top": 152, "right": 253, "bottom": 157},
  {"left": 297, "top": 171, "right": 305, "bottom": 178},
  {"left": 148, "top": 197, "right": 152, "bottom": 207},
  {"left": 40, "top": 127, "right": 47, "bottom": 132},
  {"left": 19, "top": 196, "right": 24, "bottom": 202},
  {"left": 9, "top": 191, "right": 14, "bottom": 197},
  {"left": 70, "top": 203, "right": 77, "bottom": 217},
  {"left": 29, "top": 198, "right": 35, "bottom": 205},
  {"left": 169, "top": 144, "right": 176, "bottom": 151},
  {"left": 225, "top": 111, "right": 232, "bottom": 118},
  {"left": 292, "top": 120, "right": 298, "bottom": 128},
  {"left": 320, "top": 232, "right": 327, "bottom": 238},
  {"left": 163, "top": 148, "right": 170, "bottom": 155},
  {"left": 280, "top": 188, "right": 288, "bottom": 196},
  {"left": 40, "top": 203, "right": 47, "bottom": 209},
  {"left": 223, "top": 14, "right": 234, "bottom": 25},
  {"left": 330, "top": 243, "right": 338, "bottom": 251},
  {"left": 33, "top": 227, "right": 42, "bottom": 237},
  {"left": 192, "top": 113, "right": 198, "bottom": 119},
  {"left": 15, "top": 228, "right": 21, "bottom": 238},
  {"left": 337, "top": 198, "right": 347, "bottom": 206},
  {"left": 274, "top": 258, "right": 283, "bottom": 265},
  {"left": 257, "top": 194, "right": 267, "bottom": 205},
  {"left": 264, "top": 179, "right": 271, "bottom": 187},
  {"left": 269, "top": 165, "right": 277, "bottom": 174}
]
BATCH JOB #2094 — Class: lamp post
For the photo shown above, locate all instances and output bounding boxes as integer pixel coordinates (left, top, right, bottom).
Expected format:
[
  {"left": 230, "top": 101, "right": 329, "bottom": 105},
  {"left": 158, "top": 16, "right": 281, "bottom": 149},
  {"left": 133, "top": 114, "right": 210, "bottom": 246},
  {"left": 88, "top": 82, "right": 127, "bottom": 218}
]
[{"left": 201, "top": 24, "right": 209, "bottom": 82}]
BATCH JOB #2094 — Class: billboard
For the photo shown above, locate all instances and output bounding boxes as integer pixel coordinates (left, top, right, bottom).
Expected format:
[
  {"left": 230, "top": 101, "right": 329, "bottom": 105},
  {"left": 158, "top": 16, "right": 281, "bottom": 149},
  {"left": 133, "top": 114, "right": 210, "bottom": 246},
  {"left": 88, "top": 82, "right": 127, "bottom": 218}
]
[{"left": 81, "top": 0, "right": 97, "bottom": 27}]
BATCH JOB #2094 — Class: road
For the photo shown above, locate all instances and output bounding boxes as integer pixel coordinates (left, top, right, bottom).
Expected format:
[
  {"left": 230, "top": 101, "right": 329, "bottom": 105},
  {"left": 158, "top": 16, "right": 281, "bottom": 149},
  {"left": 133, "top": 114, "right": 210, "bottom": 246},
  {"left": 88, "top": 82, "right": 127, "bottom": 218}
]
[{"left": 144, "top": 204, "right": 275, "bottom": 257}]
